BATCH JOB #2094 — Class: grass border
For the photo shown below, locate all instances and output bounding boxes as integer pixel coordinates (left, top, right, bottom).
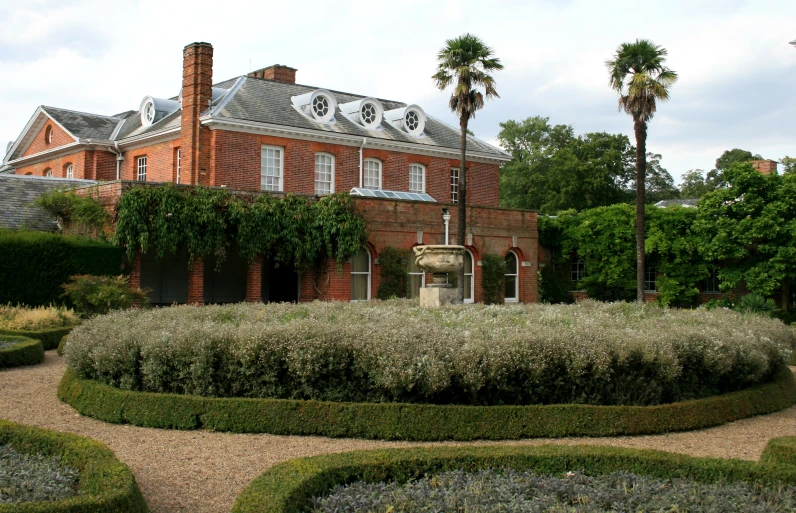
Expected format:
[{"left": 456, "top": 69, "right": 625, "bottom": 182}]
[
  {"left": 231, "top": 444, "right": 796, "bottom": 513},
  {"left": 0, "top": 336, "right": 44, "bottom": 369},
  {"left": 762, "top": 436, "right": 796, "bottom": 466},
  {"left": 58, "top": 366, "right": 796, "bottom": 441},
  {"left": 0, "top": 419, "right": 148, "bottom": 513},
  {"left": 0, "top": 327, "right": 75, "bottom": 351}
]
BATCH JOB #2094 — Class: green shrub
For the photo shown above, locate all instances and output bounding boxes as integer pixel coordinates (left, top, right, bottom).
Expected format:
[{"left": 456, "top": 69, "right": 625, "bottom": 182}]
[
  {"left": 0, "top": 419, "right": 148, "bottom": 512},
  {"left": 58, "top": 365, "right": 796, "bottom": 440},
  {"left": 60, "top": 275, "right": 149, "bottom": 317},
  {"left": 0, "top": 327, "right": 74, "bottom": 351},
  {"left": 762, "top": 436, "right": 796, "bottom": 467},
  {"left": 0, "top": 444, "right": 79, "bottom": 504},
  {"left": 480, "top": 254, "right": 505, "bottom": 305},
  {"left": 538, "top": 264, "right": 574, "bottom": 304},
  {"left": 376, "top": 247, "right": 408, "bottom": 299},
  {"left": 735, "top": 293, "right": 779, "bottom": 317},
  {"left": 0, "top": 336, "right": 44, "bottom": 368},
  {"left": 64, "top": 301, "right": 792, "bottom": 407},
  {"left": 0, "top": 305, "right": 79, "bottom": 331},
  {"left": 231, "top": 445, "right": 796, "bottom": 513},
  {"left": 0, "top": 230, "right": 122, "bottom": 307},
  {"left": 57, "top": 336, "right": 68, "bottom": 357},
  {"left": 33, "top": 188, "right": 111, "bottom": 238}
]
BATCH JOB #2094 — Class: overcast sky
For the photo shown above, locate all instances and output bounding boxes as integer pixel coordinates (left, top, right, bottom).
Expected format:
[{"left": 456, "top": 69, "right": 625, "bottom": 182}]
[{"left": 1, "top": 0, "right": 794, "bottom": 183}]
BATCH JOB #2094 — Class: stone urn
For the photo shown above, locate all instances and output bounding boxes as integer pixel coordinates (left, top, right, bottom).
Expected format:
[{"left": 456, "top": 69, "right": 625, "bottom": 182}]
[{"left": 413, "top": 245, "right": 464, "bottom": 307}]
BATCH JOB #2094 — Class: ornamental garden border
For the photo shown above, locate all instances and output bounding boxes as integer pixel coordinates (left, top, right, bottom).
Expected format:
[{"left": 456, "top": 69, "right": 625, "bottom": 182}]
[
  {"left": 58, "top": 366, "right": 796, "bottom": 441},
  {"left": 231, "top": 443, "right": 796, "bottom": 513},
  {"left": 0, "top": 336, "right": 44, "bottom": 369},
  {"left": 0, "top": 419, "right": 148, "bottom": 513},
  {"left": 0, "top": 327, "right": 75, "bottom": 351}
]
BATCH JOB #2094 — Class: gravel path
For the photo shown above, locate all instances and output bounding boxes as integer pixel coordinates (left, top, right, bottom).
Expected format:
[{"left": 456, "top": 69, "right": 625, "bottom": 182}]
[{"left": 2, "top": 352, "right": 796, "bottom": 513}]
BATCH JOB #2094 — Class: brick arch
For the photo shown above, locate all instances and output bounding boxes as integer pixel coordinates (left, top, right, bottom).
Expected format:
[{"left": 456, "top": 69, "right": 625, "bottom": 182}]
[
  {"left": 63, "top": 162, "right": 74, "bottom": 178},
  {"left": 43, "top": 167, "right": 52, "bottom": 177}
]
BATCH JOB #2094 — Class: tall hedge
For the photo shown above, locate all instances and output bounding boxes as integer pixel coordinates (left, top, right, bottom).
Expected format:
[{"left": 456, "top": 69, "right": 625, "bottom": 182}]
[{"left": 0, "top": 230, "right": 122, "bottom": 307}]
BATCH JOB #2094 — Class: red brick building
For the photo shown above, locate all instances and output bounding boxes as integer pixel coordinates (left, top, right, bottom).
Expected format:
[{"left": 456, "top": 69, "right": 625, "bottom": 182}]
[{"left": 3, "top": 42, "right": 539, "bottom": 305}]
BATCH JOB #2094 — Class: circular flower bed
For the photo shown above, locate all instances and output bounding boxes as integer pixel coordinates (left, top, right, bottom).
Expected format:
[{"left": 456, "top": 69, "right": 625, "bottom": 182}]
[
  {"left": 63, "top": 301, "right": 792, "bottom": 407},
  {"left": 231, "top": 444, "right": 796, "bottom": 513},
  {"left": 0, "top": 336, "right": 44, "bottom": 369}
]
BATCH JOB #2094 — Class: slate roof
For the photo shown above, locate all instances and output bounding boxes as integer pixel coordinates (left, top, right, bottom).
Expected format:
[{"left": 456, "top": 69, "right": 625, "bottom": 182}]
[
  {"left": 41, "top": 106, "right": 122, "bottom": 141},
  {"left": 0, "top": 174, "right": 97, "bottom": 231},
  {"left": 655, "top": 198, "right": 699, "bottom": 208},
  {"left": 215, "top": 77, "right": 507, "bottom": 157}
]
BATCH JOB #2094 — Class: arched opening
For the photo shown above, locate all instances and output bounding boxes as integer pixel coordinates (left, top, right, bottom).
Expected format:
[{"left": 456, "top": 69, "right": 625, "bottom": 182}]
[
  {"left": 505, "top": 251, "right": 519, "bottom": 303},
  {"left": 464, "top": 249, "right": 474, "bottom": 303}
]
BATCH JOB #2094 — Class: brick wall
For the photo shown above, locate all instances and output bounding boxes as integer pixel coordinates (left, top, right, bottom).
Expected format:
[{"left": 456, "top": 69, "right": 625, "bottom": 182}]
[
  {"left": 118, "top": 139, "right": 180, "bottom": 182},
  {"left": 210, "top": 129, "right": 501, "bottom": 206},
  {"left": 16, "top": 151, "right": 87, "bottom": 178},
  {"left": 22, "top": 121, "right": 74, "bottom": 158}
]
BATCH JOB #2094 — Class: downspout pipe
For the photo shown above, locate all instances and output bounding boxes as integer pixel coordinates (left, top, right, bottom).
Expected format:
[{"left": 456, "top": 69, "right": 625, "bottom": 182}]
[
  {"left": 108, "top": 142, "right": 123, "bottom": 180},
  {"left": 358, "top": 137, "right": 367, "bottom": 188}
]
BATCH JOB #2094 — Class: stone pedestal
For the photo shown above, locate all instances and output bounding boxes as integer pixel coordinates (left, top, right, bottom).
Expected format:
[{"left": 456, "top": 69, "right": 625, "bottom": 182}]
[{"left": 420, "top": 286, "right": 459, "bottom": 307}]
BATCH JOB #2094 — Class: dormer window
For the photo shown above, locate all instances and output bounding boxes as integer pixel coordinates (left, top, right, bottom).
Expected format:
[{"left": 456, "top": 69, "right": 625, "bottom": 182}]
[
  {"left": 143, "top": 101, "right": 155, "bottom": 125},
  {"left": 139, "top": 96, "right": 180, "bottom": 127},
  {"left": 384, "top": 105, "right": 427, "bottom": 136},
  {"left": 291, "top": 89, "right": 337, "bottom": 123},
  {"left": 339, "top": 98, "right": 384, "bottom": 130}
]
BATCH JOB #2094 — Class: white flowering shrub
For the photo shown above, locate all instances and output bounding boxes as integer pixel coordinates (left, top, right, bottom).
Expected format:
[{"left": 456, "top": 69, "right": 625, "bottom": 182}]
[{"left": 63, "top": 300, "right": 792, "bottom": 406}]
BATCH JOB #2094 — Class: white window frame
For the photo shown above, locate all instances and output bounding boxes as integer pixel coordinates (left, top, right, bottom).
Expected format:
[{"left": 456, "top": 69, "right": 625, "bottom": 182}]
[
  {"left": 44, "top": 168, "right": 52, "bottom": 177},
  {"left": 261, "top": 145, "right": 284, "bottom": 192},
  {"left": 350, "top": 247, "right": 371, "bottom": 301},
  {"left": 65, "top": 164, "right": 73, "bottom": 179},
  {"left": 451, "top": 167, "right": 459, "bottom": 203},
  {"left": 407, "top": 251, "right": 426, "bottom": 299},
  {"left": 136, "top": 157, "right": 147, "bottom": 182},
  {"left": 505, "top": 250, "right": 519, "bottom": 303},
  {"left": 176, "top": 148, "right": 181, "bottom": 184},
  {"left": 409, "top": 163, "right": 426, "bottom": 193},
  {"left": 314, "top": 153, "right": 335, "bottom": 195},
  {"left": 464, "top": 249, "right": 475, "bottom": 304},
  {"left": 363, "top": 158, "right": 382, "bottom": 190}
]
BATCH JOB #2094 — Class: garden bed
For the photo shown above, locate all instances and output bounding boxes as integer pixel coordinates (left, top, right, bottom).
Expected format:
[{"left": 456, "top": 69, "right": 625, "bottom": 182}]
[
  {"left": 0, "top": 419, "right": 147, "bottom": 512},
  {"left": 0, "top": 305, "right": 79, "bottom": 351},
  {"left": 57, "top": 365, "right": 796, "bottom": 440},
  {"left": 0, "top": 336, "right": 44, "bottom": 369},
  {"left": 231, "top": 444, "right": 796, "bottom": 513}
]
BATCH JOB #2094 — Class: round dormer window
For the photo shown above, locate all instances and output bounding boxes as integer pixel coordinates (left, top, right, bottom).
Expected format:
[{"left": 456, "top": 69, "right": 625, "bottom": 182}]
[
  {"left": 144, "top": 101, "right": 155, "bottom": 125},
  {"left": 312, "top": 95, "right": 330, "bottom": 119},
  {"left": 361, "top": 103, "right": 377, "bottom": 125},
  {"left": 405, "top": 111, "right": 420, "bottom": 132}
]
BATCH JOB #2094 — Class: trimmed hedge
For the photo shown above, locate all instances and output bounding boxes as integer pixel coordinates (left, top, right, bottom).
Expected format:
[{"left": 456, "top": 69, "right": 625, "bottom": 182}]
[
  {"left": 0, "top": 419, "right": 148, "bottom": 512},
  {"left": 58, "top": 365, "right": 796, "bottom": 441},
  {"left": 762, "top": 436, "right": 796, "bottom": 467},
  {"left": 231, "top": 444, "right": 796, "bottom": 513},
  {"left": 0, "top": 336, "right": 44, "bottom": 369},
  {"left": 0, "top": 230, "right": 122, "bottom": 307},
  {"left": 0, "top": 327, "right": 74, "bottom": 351}
]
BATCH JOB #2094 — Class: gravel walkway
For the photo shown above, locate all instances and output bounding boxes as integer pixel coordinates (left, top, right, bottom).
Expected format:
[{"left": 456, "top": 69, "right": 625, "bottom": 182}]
[{"left": 2, "top": 352, "right": 796, "bottom": 513}]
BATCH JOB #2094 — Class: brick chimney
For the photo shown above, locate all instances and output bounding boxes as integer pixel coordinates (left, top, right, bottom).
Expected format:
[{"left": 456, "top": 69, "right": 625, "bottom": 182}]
[
  {"left": 750, "top": 159, "right": 778, "bottom": 175},
  {"left": 181, "top": 42, "right": 213, "bottom": 185},
  {"left": 248, "top": 64, "right": 297, "bottom": 84}
]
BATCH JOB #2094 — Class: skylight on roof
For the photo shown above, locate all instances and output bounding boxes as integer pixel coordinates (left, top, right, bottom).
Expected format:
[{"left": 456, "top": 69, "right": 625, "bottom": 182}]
[{"left": 350, "top": 187, "right": 436, "bottom": 203}]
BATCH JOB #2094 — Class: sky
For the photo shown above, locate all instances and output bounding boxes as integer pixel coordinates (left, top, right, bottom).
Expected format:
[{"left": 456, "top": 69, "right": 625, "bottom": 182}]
[{"left": 0, "top": 0, "right": 794, "bottom": 184}]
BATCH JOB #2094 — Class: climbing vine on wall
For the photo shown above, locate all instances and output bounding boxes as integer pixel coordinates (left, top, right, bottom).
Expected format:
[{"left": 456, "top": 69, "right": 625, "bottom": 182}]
[
  {"left": 114, "top": 184, "right": 367, "bottom": 272},
  {"left": 34, "top": 187, "right": 111, "bottom": 237}
]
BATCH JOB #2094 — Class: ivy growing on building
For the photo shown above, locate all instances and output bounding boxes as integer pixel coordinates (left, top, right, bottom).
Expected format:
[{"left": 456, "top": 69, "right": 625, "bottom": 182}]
[
  {"left": 114, "top": 184, "right": 367, "bottom": 273},
  {"left": 34, "top": 187, "right": 111, "bottom": 237},
  {"left": 376, "top": 246, "right": 408, "bottom": 299},
  {"left": 481, "top": 253, "right": 506, "bottom": 305}
]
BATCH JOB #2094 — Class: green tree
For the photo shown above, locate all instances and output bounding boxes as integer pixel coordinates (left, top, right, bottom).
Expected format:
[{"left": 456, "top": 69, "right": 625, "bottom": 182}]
[
  {"left": 780, "top": 156, "right": 796, "bottom": 174},
  {"left": 498, "top": 116, "right": 635, "bottom": 212},
  {"left": 705, "top": 148, "right": 763, "bottom": 190},
  {"left": 433, "top": 33, "right": 503, "bottom": 302},
  {"left": 606, "top": 39, "right": 678, "bottom": 301},
  {"left": 694, "top": 162, "right": 796, "bottom": 305},
  {"left": 679, "top": 169, "right": 711, "bottom": 198},
  {"left": 626, "top": 152, "right": 680, "bottom": 204}
]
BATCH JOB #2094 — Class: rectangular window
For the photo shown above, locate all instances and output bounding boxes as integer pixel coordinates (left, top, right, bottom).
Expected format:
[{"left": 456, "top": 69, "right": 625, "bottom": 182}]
[
  {"left": 350, "top": 248, "right": 371, "bottom": 301},
  {"left": 702, "top": 267, "right": 721, "bottom": 293},
  {"left": 571, "top": 259, "right": 586, "bottom": 282},
  {"left": 176, "top": 148, "right": 181, "bottom": 184},
  {"left": 645, "top": 267, "right": 658, "bottom": 292},
  {"left": 261, "top": 146, "right": 283, "bottom": 191},
  {"left": 136, "top": 156, "right": 147, "bottom": 182},
  {"left": 409, "top": 164, "right": 425, "bottom": 193},
  {"left": 451, "top": 168, "right": 459, "bottom": 203},
  {"left": 364, "top": 159, "right": 382, "bottom": 189},
  {"left": 315, "top": 153, "right": 334, "bottom": 195}
]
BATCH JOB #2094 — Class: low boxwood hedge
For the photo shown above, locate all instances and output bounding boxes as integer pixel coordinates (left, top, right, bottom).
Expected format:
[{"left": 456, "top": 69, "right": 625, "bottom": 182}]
[
  {"left": 231, "top": 444, "right": 796, "bottom": 513},
  {"left": 762, "top": 436, "right": 796, "bottom": 467},
  {"left": 0, "top": 327, "right": 75, "bottom": 351},
  {"left": 0, "top": 336, "right": 44, "bottom": 369},
  {"left": 58, "top": 365, "right": 796, "bottom": 441},
  {"left": 0, "top": 419, "right": 148, "bottom": 512}
]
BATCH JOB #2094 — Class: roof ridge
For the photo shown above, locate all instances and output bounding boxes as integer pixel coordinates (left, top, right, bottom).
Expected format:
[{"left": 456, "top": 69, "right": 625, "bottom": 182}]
[
  {"left": 231, "top": 74, "right": 406, "bottom": 107},
  {"left": 41, "top": 105, "right": 122, "bottom": 121}
]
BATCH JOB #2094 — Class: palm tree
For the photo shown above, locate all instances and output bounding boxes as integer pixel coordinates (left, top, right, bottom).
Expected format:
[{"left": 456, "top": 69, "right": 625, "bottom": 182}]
[
  {"left": 433, "top": 34, "right": 503, "bottom": 302},
  {"left": 606, "top": 39, "right": 677, "bottom": 302}
]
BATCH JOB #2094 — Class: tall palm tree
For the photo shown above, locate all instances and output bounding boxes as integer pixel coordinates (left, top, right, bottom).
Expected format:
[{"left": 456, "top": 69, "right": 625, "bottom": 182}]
[
  {"left": 433, "top": 34, "right": 503, "bottom": 302},
  {"left": 606, "top": 39, "right": 677, "bottom": 302}
]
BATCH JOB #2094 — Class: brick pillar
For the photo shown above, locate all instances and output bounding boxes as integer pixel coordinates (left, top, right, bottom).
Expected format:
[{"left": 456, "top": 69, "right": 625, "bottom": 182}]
[
  {"left": 181, "top": 42, "right": 213, "bottom": 186},
  {"left": 188, "top": 258, "right": 205, "bottom": 305},
  {"left": 129, "top": 251, "right": 142, "bottom": 290},
  {"left": 245, "top": 256, "right": 263, "bottom": 302}
]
